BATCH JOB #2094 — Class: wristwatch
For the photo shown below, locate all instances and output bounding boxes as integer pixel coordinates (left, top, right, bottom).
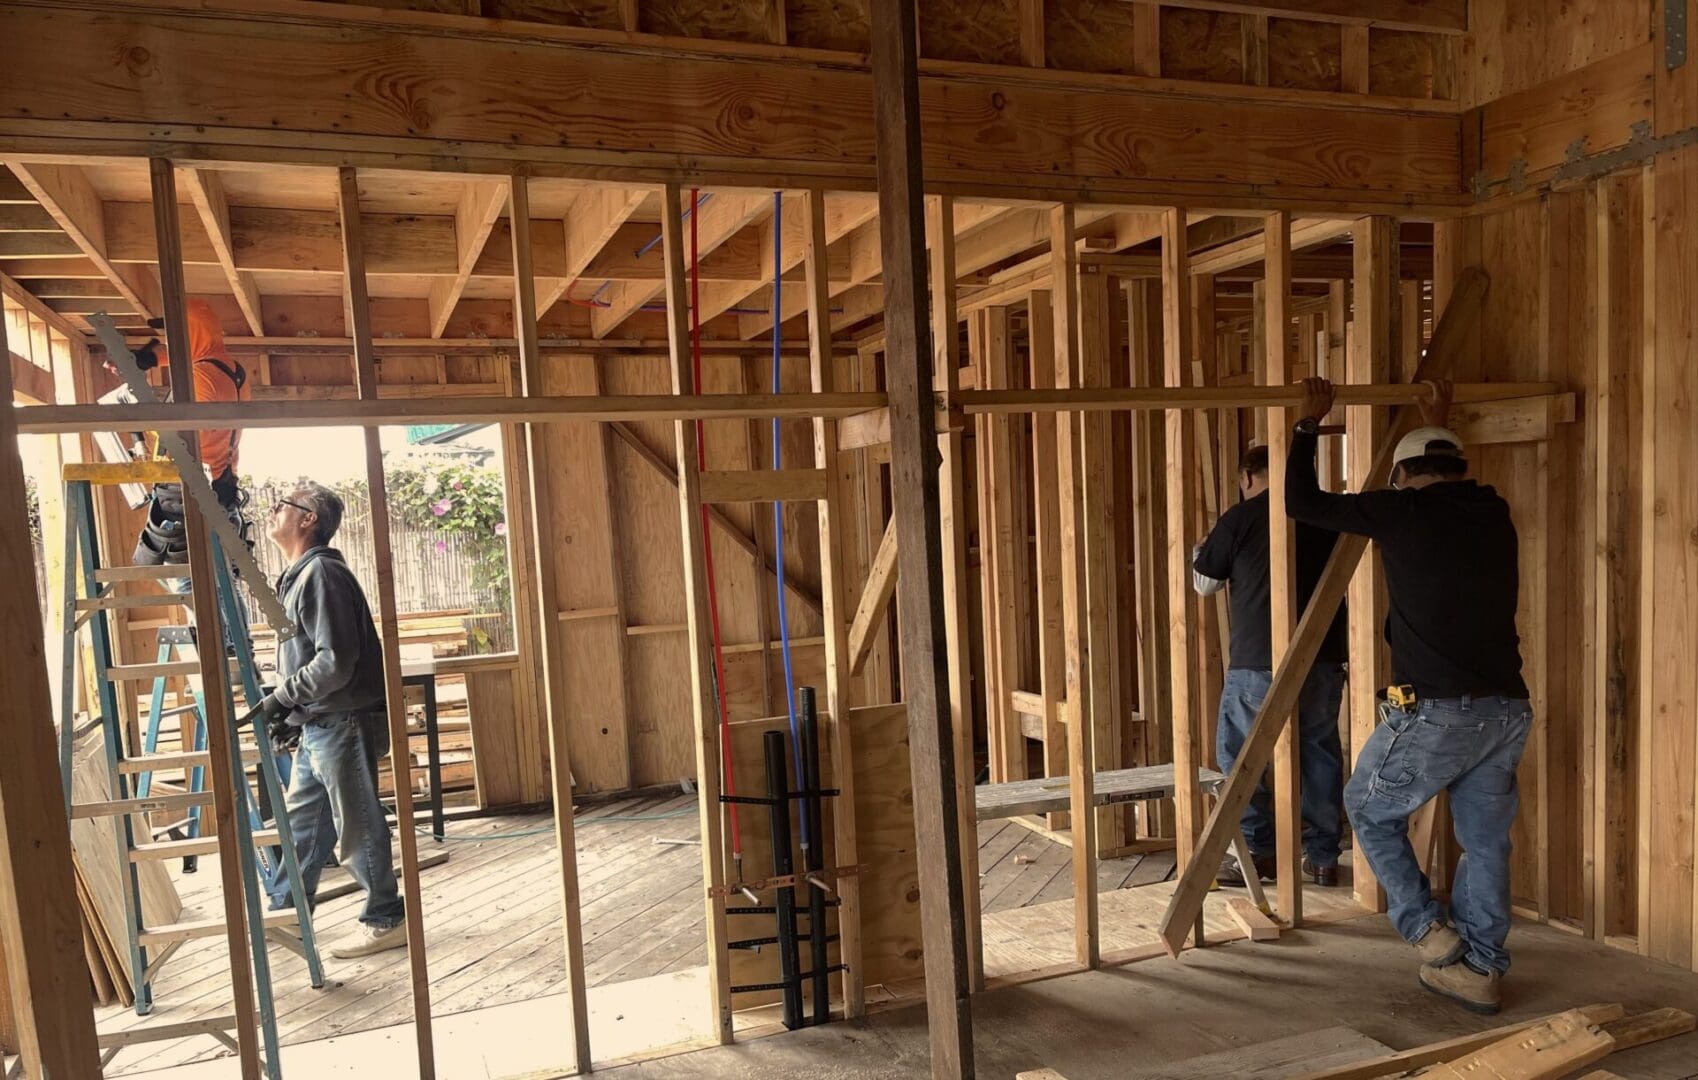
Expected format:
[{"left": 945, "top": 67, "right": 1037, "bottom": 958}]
[{"left": 1293, "top": 417, "right": 1321, "bottom": 436}]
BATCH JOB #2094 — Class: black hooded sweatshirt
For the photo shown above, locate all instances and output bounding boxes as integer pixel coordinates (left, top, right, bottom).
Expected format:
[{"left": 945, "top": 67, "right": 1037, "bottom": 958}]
[
  {"left": 272, "top": 546, "right": 387, "bottom": 723},
  {"left": 1285, "top": 428, "right": 1528, "bottom": 701}
]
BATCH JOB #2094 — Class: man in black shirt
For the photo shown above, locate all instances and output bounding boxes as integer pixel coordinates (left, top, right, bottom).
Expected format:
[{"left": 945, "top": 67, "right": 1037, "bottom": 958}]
[
  {"left": 1193, "top": 446, "right": 1349, "bottom": 889},
  {"left": 1287, "top": 377, "right": 1532, "bottom": 1016}
]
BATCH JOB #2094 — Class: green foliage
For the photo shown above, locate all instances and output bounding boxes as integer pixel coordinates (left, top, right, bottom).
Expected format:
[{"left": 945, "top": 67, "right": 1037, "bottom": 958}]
[
  {"left": 24, "top": 474, "right": 41, "bottom": 544},
  {"left": 383, "top": 463, "right": 511, "bottom": 598}
]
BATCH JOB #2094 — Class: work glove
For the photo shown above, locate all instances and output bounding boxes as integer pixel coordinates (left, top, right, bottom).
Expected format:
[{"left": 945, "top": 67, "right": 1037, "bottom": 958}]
[{"left": 259, "top": 694, "right": 300, "bottom": 753}]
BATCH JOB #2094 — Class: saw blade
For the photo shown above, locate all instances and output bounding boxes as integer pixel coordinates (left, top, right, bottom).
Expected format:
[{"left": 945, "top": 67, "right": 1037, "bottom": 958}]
[{"left": 88, "top": 312, "right": 298, "bottom": 639}]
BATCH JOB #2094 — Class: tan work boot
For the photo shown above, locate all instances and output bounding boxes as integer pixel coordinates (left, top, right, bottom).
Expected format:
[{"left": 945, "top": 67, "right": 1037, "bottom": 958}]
[
  {"left": 1420, "top": 960, "right": 1501, "bottom": 1014},
  {"left": 331, "top": 918, "right": 409, "bottom": 960},
  {"left": 1412, "top": 920, "right": 1465, "bottom": 967}
]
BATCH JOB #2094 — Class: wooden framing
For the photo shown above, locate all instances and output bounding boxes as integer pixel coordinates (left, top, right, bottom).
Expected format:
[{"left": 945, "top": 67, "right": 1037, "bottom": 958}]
[
  {"left": 871, "top": 0, "right": 973, "bottom": 1072},
  {"left": 336, "top": 164, "right": 439, "bottom": 1075}
]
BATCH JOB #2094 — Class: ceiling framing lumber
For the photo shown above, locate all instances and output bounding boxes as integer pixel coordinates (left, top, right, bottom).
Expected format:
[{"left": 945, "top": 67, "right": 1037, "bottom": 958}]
[
  {"left": 536, "top": 185, "right": 647, "bottom": 317},
  {"left": 591, "top": 191, "right": 766, "bottom": 337},
  {"left": 179, "top": 167, "right": 264, "bottom": 335},
  {"left": 700, "top": 192, "right": 879, "bottom": 331},
  {"left": 6, "top": 162, "right": 156, "bottom": 320},
  {"left": 1156, "top": 0, "right": 1465, "bottom": 34},
  {"left": 0, "top": 2, "right": 1465, "bottom": 212},
  {"left": 427, "top": 179, "right": 508, "bottom": 338}
]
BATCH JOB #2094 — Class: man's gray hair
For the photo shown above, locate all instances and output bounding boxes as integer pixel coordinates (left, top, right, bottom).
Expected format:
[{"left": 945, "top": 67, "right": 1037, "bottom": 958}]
[{"left": 292, "top": 482, "right": 344, "bottom": 546}]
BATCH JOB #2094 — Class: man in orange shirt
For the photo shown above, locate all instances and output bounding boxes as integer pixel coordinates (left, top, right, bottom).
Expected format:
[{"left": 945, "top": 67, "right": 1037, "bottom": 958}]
[{"left": 130, "top": 298, "right": 254, "bottom": 577}]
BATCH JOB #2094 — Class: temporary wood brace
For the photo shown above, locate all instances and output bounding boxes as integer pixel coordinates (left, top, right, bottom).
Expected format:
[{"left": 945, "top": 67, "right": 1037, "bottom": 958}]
[
  {"left": 708, "top": 865, "right": 866, "bottom": 898},
  {"left": 1156, "top": 265, "right": 1490, "bottom": 957}
]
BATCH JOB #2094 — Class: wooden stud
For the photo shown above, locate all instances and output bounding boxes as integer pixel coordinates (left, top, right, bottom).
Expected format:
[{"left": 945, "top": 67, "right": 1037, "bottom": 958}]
[
  {"left": 847, "top": 518, "right": 899, "bottom": 675},
  {"left": 1080, "top": 270, "right": 1125, "bottom": 853},
  {"left": 870, "top": 0, "right": 974, "bottom": 1068},
  {"left": 1346, "top": 215, "right": 1396, "bottom": 914},
  {"left": 1161, "top": 207, "right": 1206, "bottom": 949},
  {"left": 1050, "top": 204, "right": 1098, "bottom": 967},
  {"left": 1341, "top": 25, "right": 1370, "bottom": 94},
  {"left": 1132, "top": 3, "right": 1162, "bottom": 78},
  {"left": 974, "top": 307, "right": 1024, "bottom": 786},
  {"left": 149, "top": 156, "right": 265, "bottom": 1080},
  {"left": 179, "top": 168, "right": 265, "bottom": 336},
  {"left": 336, "top": 166, "right": 438, "bottom": 1077},
  {"left": 0, "top": 264, "right": 101, "bottom": 1080},
  {"left": 1127, "top": 280, "right": 1172, "bottom": 839},
  {"left": 1263, "top": 210, "right": 1302, "bottom": 928},
  {"left": 927, "top": 194, "right": 983, "bottom": 991},
  {"left": 509, "top": 174, "right": 597, "bottom": 1064},
  {"left": 1028, "top": 290, "right": 1071, "bottom": 831},
  {"left": 1019, "top": 0, "right": 1045, "bottom": 66},
  {"left": 1243, "top": 14, "right": 1270, "bottom": 87},
  {"left": 803, "top": 187, "right": 865, "bottom": 1018}
]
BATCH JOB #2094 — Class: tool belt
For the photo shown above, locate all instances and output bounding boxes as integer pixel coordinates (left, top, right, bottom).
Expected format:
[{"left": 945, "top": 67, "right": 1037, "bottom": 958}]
[{"left": 133, "top": 472, "right": 252, "bottom": 567}]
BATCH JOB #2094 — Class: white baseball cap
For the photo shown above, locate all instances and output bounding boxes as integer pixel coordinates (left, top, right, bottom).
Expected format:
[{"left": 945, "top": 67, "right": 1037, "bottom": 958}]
[{"left": 1392, "top": 426, "right": 1465, "bottom": 468}]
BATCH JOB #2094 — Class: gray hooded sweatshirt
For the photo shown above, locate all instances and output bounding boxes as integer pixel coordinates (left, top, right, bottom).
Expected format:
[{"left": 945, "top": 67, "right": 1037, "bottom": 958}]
[{"left": 272, "top": 546, "right": 386, "bottom": 723}]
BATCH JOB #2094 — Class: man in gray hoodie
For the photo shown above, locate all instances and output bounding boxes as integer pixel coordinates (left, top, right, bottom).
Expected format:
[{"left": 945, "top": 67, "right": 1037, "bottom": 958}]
[{"left": 259, "top": 482, "right": 407, "bottom": 959}]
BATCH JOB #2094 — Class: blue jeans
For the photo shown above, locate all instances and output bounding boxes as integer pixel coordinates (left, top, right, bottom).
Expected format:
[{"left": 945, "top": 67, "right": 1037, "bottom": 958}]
[
  {"left": 1216, "top": 664, "right": 1346, "bottom": 867},
  {"left": 266, "top": 711, "right": 405, "bottom": 929},
  {"left": 1345, "top": 694, "right": 1533, "bottom": 974}
]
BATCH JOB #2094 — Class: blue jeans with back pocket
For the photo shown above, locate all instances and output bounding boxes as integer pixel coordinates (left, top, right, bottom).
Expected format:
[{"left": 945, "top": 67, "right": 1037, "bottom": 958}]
[{"left": 1344, "top": 694, "right": 1533, "bottom": 973}]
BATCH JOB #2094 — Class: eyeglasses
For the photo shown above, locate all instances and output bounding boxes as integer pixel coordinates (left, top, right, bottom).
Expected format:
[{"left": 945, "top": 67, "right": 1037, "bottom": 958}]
[{"left": 273, "top": 498, "right": 313, "bottom": 516}]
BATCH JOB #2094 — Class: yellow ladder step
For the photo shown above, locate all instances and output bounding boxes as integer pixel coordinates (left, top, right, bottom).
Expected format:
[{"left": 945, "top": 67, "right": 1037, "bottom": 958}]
[
  {"left": 70, "top": 791, "right": 214, "bottom": 819},
  {"left": 118, "top": 746, "right": 266, "bottom": 774},
  {"left": 139, "top": 909, "right": 297, "bottom": 946},
  {"left": 130, "top": 829, "right": 282, "bottom": 863},
  {"left": 107, "top": 660, "right": 200, "bottom": 682}
]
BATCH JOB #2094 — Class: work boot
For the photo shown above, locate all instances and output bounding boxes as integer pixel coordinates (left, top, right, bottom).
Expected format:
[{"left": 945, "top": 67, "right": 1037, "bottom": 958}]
[
  {"left": 1420, "top": 959, "right": 1501, "bottom": 1015},
  {"left": 1412, "top": 920, "right": 1465, "bottom": 967},
  {"left": 1303, "top": 858, "right": 1340, "bottom": 888},
  {"left": 1216, "top": 852, "right": 1276, "bottom": 886},
  {"left": 330, "top": 918, "right": 409, "bottom": 960}
]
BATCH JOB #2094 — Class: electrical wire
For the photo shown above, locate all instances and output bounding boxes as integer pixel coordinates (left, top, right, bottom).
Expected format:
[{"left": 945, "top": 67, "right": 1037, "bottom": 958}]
[
  {"left": 689, "top": 186, "right": 745, "bottom": 873},
  {"left": 768, "top": 190, "right": 809, "bottom": 855}
]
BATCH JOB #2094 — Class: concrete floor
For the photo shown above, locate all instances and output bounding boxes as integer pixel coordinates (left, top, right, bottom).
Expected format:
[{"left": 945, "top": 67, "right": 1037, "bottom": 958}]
[{"left": 605, "top": 916, "right": 1698, "bottom": 1079}]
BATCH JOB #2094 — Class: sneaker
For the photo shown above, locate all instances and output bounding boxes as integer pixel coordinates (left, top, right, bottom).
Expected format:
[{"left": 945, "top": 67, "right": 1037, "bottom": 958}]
[
  {"left": 1302, "top": 858, "right": 1340, "bottom": 888},
  {"left": 330, "top": 919, "right": 409, "bottom": 960},
  {"left": 1216, "top": 852, "right": 1276, "bottom": 886},
  {"left": 1413, "top": 920, "right": 1465, "bottom": 967},
  {"left": 1420, "top": 959, "right": 1501, "bottom": 1014}
]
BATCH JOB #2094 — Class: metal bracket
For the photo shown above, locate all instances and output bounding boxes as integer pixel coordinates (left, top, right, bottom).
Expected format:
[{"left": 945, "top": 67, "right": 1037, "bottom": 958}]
[
  {"left": 88, "top": 313, "right": 297, "bottom": 638},
  {"left": 709, "top": 864, "right": 866, "bottom": 899},
  {"left": 1505, "top": 158, "right": 1529, "bottom": 195},
  {"left": 1668, "top": 0, "right": 1688, "bottom": 71}
]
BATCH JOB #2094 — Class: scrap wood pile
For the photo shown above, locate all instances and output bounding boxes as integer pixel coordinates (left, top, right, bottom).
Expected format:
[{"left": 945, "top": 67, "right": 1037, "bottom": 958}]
[
  {"left": 68, "top": 730, "right": 183, "bottom": 1007},
  {"left": 1017, "top": 1003, "right": 1696, "bottom": 1080},
  {"left": 374, "top": 675, "right": 476, "bottom": 807}
]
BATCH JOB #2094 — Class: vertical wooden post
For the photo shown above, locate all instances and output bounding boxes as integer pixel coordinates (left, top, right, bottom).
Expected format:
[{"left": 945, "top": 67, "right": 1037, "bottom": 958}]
[
  {"left": 1049, "top": 205, "right": 1099, "bottom": 967},
  {"left": 973, "top": 308, "right": 1024, "bottom": 786},
  {"left": 336, "top": 165, "right": 438, "bottom": 1078},
  {"left": 1127, "top": 281, "right": 1172, "bottom": 839},
  {"left": 658, "top": 182, "right": 736, "bottom": 1044},
  {"left": 1027, "top": 291, "right": 1071, "bottom": 831},
  {"left": 1189, "top": 274, "right": 1227, "bottom": 756},
  {"left": 1320, "top": 281, "right": 1349, "bottom": 491},
  {"left": 926, "top": 195, "right": 983, "bottom": 992},
  {"left": 1348, "top": 216, "right": 1397, "bottom": 914},
  {"left": 512, "top": 174, "right": 595, "bottom": 1061},
  {"left": 0, "top": 280, "right": 100, "bottom": 1080},
  {"left": 870, "top": 0, "right": 974, "bottom": 1070},
  {"left": 803, "top": 188, "right": 866, "bottom": 1018},
  {"left": 1263, "top": 211, "right": 1303, "bottom": 927},
  {"left": 153, "top": 157, "right": 264, "bottom": 1080},
  {"left": 1161, "top": 207, "right": 1205, "bottom": 946}
]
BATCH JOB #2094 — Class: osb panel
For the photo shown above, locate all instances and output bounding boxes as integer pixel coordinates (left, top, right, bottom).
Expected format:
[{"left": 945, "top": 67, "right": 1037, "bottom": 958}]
[
  {"left": 640, "top": 0, "right": 771, "bottom": 43},
  {"left": 919, "top": 0, "right": 1022, "bottom": 66},
  {"left": 784, "top": 0, "right": 868, "bottom": 52},
  {"left": 1268, "top": 17, "right": 1340, "bottom": 92},
  {"left": 1370, "top": 29, "right": 1447, "bottom": 100},
  {"left": 1044, "top": 0, "right": 1139, "bottom": 77},
  {"left": 1160, "top": 7, "right": 1245, "bottom": 84},
  {"left": 483, "top": 0, "right": 623, "bottom": 29},
  {"left": 626, "top": 634, "right": 697, "bottom": 785},
  {"left": 466, "top": 668, "right": 524, "bottom": 807}
]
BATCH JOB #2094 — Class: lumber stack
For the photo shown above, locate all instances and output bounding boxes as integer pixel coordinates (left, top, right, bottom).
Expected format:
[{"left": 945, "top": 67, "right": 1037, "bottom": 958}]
[
  {"left": 374, "top": 678, "right": 477, "bottom": 807},
  {"left": 69, "top": 730, "right": 183, "bottom": 1006}
]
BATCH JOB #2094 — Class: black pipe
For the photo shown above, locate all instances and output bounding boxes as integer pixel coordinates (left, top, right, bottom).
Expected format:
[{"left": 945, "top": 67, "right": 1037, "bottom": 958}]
[
  {"left": 764, "top": 730, "right": 803, "bottom": 1030},
  {"left": 799, "top": 686, "right": 829, "bottom": 1025}
]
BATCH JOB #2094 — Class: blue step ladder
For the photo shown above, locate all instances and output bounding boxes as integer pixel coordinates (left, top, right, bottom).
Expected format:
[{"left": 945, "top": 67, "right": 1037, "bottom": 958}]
[{"left": 59, "top": 465, "right": 322, "bottom": 1079}]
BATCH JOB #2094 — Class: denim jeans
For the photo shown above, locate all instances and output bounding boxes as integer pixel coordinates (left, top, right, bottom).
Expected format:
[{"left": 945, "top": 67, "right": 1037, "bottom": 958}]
[
  {"left": 266, "top": 710, "right": 405, "bottom": 929},
  {"left": 1344, "top": 694, "right": 1533, "bottom": 974},
  {"left": 1216, "top": 664, "right": 1346, "bottom": 867}
]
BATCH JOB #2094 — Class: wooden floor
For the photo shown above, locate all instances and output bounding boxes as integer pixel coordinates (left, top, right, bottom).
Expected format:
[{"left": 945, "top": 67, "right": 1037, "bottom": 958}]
[
  {"left": 99, "top": 797, "right": 1256, "bottom": 1074},
  {"left": 98, "top": 793, "right": 711, "bottom": 1074}
]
